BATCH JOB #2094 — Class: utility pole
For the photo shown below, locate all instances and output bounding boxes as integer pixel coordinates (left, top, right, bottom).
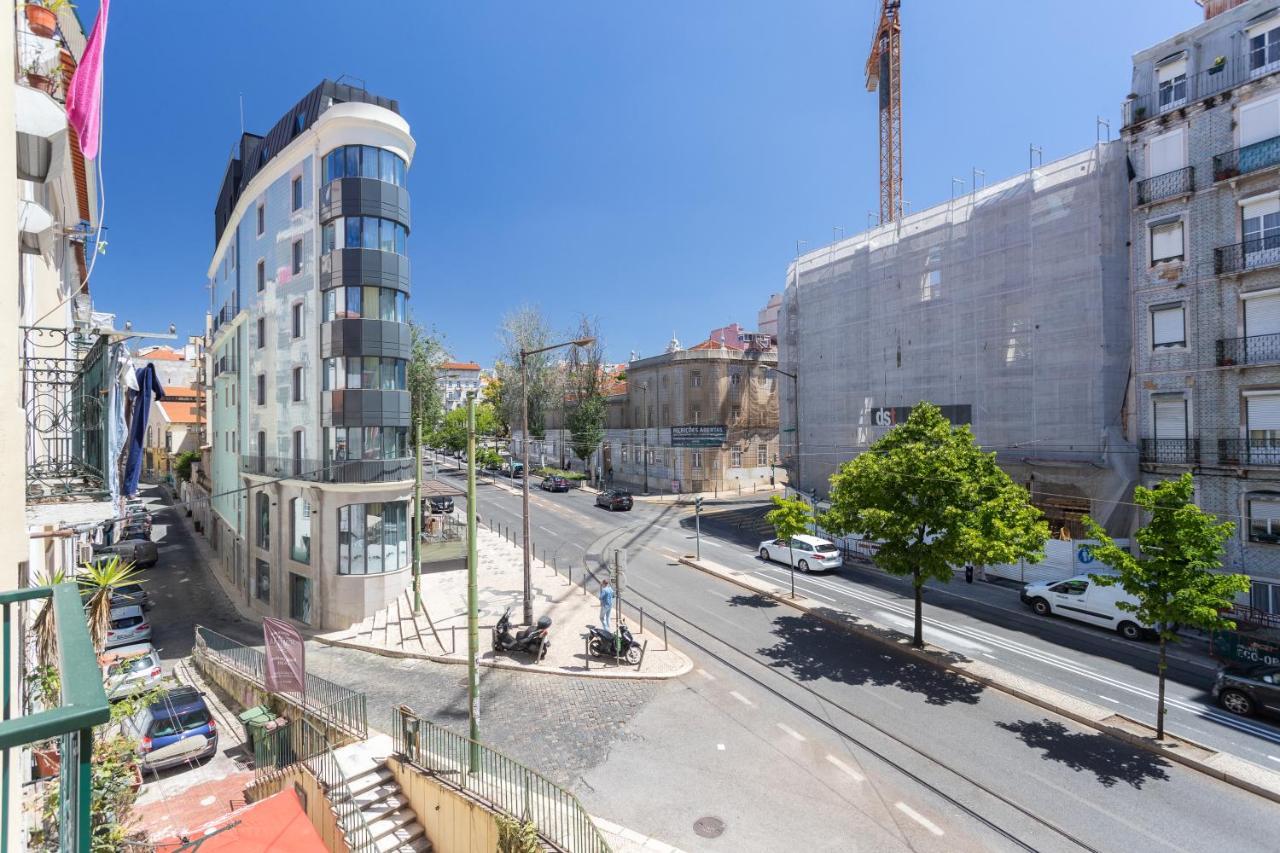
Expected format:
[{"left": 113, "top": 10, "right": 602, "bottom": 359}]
[
  {"left": 412, "top": 419, "right": 423, "bottom": 613},
  {"left": 694, "top": 495, "right": 703, "bottom": 561},
  {"left": 466, "top": 392, "right": 480, "bottom": 771},
  {"left": 641, "top": 381, "right": 649, "bottom": 495}
]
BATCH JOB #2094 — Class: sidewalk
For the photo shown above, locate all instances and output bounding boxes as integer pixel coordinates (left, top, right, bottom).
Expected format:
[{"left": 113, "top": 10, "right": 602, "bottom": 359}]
[{"left": 317, "top": 523, "right": 693, "bottom": 680}]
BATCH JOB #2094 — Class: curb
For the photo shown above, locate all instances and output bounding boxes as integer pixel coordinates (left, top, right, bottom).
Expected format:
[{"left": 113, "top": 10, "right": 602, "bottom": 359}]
[{"left": 677, "top": 556, "right": 1280, "bottom": 806}]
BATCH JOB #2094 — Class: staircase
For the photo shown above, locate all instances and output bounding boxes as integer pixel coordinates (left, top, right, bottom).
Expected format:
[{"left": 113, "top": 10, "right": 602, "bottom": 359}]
[{"left": 338, "top": 764, "right": 431, "bottom": 852}]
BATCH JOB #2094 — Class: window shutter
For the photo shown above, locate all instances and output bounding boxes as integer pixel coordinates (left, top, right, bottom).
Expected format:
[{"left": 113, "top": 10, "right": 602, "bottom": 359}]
[
  {"left": 1152, "top": 306, "right": 1185, "bottom": 346},
  {"left": 1251, "top": 499, "right": 1280, "bottom": 522},
  {"left": 1246, "top": 293, "right": 1280, "bottom": 337},
  {"left": 1243, "top": 196, "right": 1280, "bottom": 221},
  {"left": 1240, "top": 97, "right": 1280, "bottom": 147},
  {"left": 1247, "top": 16, "right": 1280, "bottom": 39},
  {"left": 1248, "top": 394, "right": 1280, "bottom": 431},
  {"left": 1148, "top": 130, "right": 1185, "bottom": 176},
  {"left": 1151, "top": 222, "right": 1184, "bottom": 261},
  {"left": 1157, "top": 58, "right": 1186, "bottom": 83},
  {"left": 1153, "top": 399, "right": 1187, "bottom": 440}
]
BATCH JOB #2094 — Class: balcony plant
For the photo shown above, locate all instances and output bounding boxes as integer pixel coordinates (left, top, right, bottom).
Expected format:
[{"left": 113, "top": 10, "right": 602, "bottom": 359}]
[
  {"left": 22, "top": 59, "right": 57, "bottom": 97},
  {"left": 1210, "top": 55, "right": 1227, "bottom": 74},
  {"left": 24, "top": 0, "right": 74, "bottom": 38}
]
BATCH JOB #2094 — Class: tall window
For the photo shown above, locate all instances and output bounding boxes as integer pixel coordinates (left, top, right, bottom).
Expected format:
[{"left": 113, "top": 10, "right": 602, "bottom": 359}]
[
  {"left": 255, "top": 492, "right": 270, "bottom": 550},
  {"left": 1243, "top": 197, "right": 1280, "bottom": 266},
  {"left": 256, "top": 203, "right": 265, "bottom": 235},
  {"left": 1250, "top": 21, "right": 1280, "bottom": 77},
  {"left": 257, "top": 316, "right": 265, "bottom": 348},
  {"left": 322, "top": 145, "right": 407, "bottom": 186},
  {"left": 1150, "top": 221, "right": 1183, "bottom": 264},
  {"left": 292, "top": 239, "right": 303, "bottom": 274},
  {"left": 731, "top": 449, "right": 743, "bottom": 467},
  {"left": 1248, "top": 494, "right": 1280, "bottom": 543},
  {"left": 292, "top": 429, "right": 305, "bottom": 475},
  {"left": 257, "top": 260, "right": 266, "bottom": 292},
  {"left": 291, "top": 302, "right": 303, "bottom": 338},
  {"left": 690, "top": 371, "right": 702, "bottom": 388},
  {"left": 255, "top": 559, "right": 270, "bottom": 603},
  {"left": 292, "top": 366, "right": 305, "bottom": 402},
  {"left": 257, "top": 374, "right": 266, "bottom": 406},
  {"left": 337, "top": 502, "right": 408, "bottom": 575},
  {"left": 757, "top": 445, "right": 768, "bottom": 466},
  {"left": 691, "top": 450, "right": 703, "bottom": 469},
  {"left": 290, "top": 498, "right": 311, "bottom": 563},
  {"left": 1156, "top": 56, "right": 1186, "bottom": 112},
  {"left": 289, "top": 573, "right": 311, "bottom": 623},
  {"left": 1151, "top": 304, "right": 1185, "bottom": 349},
  {"left": 292, "top": 175, "right": 303, "bottom": 211}
]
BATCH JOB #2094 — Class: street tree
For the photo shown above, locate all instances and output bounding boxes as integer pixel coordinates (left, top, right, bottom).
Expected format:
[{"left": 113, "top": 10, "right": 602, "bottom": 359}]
[
  {"left": 438, "top": 403, "right": 498, "bottom": 454},
  {"left": 565, "top": 316, "right": 606, "bottom": 473},
  {"left": 407, "top": 322, "right": 447, "bottom": 443},
  {"left": 1082, "top": 473, "right": 1248, "bottom": 740},
  {"left": 482, "top": 368, "right": 509, "bottom": 437},
  {"left": 821, "top": 403, "right": 1048, "bottom": 647},
  {"left": 496, "top": 306, "right": 556, "bottom": 441},
  {"left": 764, "top": 495, "right": 813, "bottom": 598}
]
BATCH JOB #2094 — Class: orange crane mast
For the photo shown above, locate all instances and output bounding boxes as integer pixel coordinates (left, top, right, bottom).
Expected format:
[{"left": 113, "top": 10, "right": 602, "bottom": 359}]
[{"left": 865, "top": 0, "right": 902, "bottom": 224}]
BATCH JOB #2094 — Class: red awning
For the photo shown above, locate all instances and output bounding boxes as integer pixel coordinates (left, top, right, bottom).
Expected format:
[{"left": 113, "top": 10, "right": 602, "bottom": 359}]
[{"left": 151, "top": 788, "right": 326, "bottom": 852}]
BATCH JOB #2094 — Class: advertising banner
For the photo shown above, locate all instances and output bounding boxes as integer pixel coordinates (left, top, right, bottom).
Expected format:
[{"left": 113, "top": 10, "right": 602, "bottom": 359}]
[
  {"left": 263, "top": 617, "right": 306, "bottom": 694},
  {"left": 671, "top": 425, "right": 728, "bottom": 447}
]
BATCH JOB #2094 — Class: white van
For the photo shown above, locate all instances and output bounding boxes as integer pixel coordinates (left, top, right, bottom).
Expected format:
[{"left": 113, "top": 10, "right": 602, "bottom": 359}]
[{"left": 1020, "top": 574, "right": 1151, "bottom": 641}]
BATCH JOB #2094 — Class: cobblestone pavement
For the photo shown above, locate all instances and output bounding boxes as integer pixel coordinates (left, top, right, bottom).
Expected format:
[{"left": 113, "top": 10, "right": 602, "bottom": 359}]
[{"left": 302, "top": 643, "right": 666, "bottom": 785}]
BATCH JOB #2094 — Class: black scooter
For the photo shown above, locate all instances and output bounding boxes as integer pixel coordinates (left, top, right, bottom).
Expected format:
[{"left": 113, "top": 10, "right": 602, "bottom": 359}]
[
  {"left": 584, "top": 622, "right": 642, "bottom": 664},
  {"left": 492, "top": 607, "right": 551, "bottom": 660}
]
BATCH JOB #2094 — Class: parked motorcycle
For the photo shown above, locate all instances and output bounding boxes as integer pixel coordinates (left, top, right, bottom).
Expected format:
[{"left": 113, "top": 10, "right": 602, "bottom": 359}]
[
  {"left": 492, "top": 607, "right": 551, "bottom": 660},
  {"left": 584, "top": 623, "right": 643, "bottom": 664}
]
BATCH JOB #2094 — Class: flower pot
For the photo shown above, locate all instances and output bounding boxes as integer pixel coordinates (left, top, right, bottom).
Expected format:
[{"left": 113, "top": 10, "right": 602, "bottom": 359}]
[
  {"left": 32, "top": 747, "right": 59, "bottom": 779},
  {"left": 25, "top": 73, "right": 55, "bottom": 96},
  {"left": 25, "top": 5, "right": 57, "bottom": 38},
  {"left": 1209, "top": 64, "right": 1224, "bottom": 75},
  {"left": 128, "top": 763, "right": 143, "bottom": 792}
]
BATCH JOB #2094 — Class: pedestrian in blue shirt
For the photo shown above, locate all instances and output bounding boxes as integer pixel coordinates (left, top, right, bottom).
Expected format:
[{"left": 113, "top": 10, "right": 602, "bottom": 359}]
[{"left": 599, "top": 579, "right": 615, "bottom": 632}]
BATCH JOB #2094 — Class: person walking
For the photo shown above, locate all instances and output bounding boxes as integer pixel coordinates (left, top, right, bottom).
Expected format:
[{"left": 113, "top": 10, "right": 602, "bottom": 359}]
[{"left": 599, "top": 578, "right": 615, "bottom": 632}]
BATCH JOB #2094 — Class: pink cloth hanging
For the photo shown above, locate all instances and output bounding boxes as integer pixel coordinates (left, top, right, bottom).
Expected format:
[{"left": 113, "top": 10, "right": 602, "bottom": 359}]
[{"left": 65, "top": 0, "right": 111, "bottom": 160}]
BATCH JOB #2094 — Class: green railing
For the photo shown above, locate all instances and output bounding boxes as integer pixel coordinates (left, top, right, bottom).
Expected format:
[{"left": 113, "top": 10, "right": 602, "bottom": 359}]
[
  {"left": 392, "top": 706, "right": 611, "bottom": 853},
  {"left": 0, "top": 584, "right": 111, "bottom": 853}
]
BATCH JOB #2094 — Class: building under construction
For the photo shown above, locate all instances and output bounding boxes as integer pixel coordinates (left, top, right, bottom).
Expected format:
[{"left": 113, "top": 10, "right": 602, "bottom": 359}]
[{"left": 780, "top": 142, "right": 1135, "bottom": 536}]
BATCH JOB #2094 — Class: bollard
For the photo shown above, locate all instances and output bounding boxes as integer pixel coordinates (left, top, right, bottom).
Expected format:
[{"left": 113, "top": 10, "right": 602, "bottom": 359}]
[
  {"left": 553, "top": 556, "right": 558, "bottom": 575},
  {"left": 451, "top": 625, "right": 457, "bottom": 655},
  {"left": 663, "top": 620, "right": 668, "bottom": 651},
  {"left": 636, "top": 640, "right": 648, "bottom": 671},
  {"left": 584, "top": 636, "right": 590, "bottom": 671},
  {"left": 639, "top": 607, "right": 644, "bottom": 635}
]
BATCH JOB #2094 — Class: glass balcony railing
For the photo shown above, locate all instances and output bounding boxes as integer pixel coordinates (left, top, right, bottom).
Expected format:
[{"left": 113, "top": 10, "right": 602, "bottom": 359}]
[{"left": 240, "top": 455, "right": 414, "bottom": 483}]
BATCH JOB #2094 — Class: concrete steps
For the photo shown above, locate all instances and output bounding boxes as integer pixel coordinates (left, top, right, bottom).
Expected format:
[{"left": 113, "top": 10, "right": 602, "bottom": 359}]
[{"left": 338, "top": 759, "right": 430, "bottom": 853}]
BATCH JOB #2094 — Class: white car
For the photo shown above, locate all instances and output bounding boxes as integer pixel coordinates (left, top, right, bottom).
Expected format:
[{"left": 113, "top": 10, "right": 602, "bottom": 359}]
[
  {"left": 1020, "top": 574, "right": 1151, "bottom": 641},
  {"left": 104, "top": 605, "right": 151, "bottom": 649},
  {"left": 758, "top": 534, "right": 843, "bottom": 572},
  {"left": 101, "top": 643, "right": 163, "bottom": 701}
]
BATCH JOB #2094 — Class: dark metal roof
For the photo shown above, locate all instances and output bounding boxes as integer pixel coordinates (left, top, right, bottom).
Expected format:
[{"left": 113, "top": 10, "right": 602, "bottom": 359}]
[{"left": 213, "top": 80, "right": 400, "bottom": 246}]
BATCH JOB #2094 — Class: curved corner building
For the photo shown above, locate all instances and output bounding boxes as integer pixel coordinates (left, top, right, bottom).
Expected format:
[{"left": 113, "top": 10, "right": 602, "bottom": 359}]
[{"left": 205, "top": 80, "right": 415, "bottom": 630}]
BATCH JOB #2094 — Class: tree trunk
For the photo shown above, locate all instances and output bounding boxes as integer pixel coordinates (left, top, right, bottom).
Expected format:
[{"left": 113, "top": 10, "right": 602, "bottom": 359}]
[
  {"left": 1156, "top": 634, "right": 1168, "bottom": 740},
  {"left": 913, "top": 569, "right": 924, "bottom": 648}
]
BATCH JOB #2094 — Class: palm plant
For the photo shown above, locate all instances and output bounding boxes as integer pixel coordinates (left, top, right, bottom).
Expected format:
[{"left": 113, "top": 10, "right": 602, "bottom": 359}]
[
  {"left": 31, "top": 568, "right": 67, "bottom": 672},
  {"left": 77, "top": 557, "right": 141, "bottom": 654}
]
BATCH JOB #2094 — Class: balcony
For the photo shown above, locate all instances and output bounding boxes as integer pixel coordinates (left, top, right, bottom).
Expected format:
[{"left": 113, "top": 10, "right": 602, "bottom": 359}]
[
  {"left": 1216, "top": 332, "right": 1280, "bottom": 366},
  {"left": 0, "top": 584, "right": 112, "bottom": 850},
  {"left": 1136, "top": 166, "right": 1194, "bottom": 206},
  {"left": 1213, "top": 135, "right": 1280, "bottom": 182},
  {"left": 1218, "top": 438, "right": 1280, "bottom": 466},
  {"left": 240, "top": 455, "right": 414, "bottom": 483},
  {"left": 1139, "top": 438, "right": 1199, "bottom": 465},
  {"left": 1124, "top": 62, "right": 1241, "bottom": 127},
  {"left": 1214, "top": 236, "right": 1280, "bottom": 276}
]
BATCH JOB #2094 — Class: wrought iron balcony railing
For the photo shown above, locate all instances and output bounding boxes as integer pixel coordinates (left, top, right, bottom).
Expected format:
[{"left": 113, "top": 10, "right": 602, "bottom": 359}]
[
  {"left": 1214, "top": 235, "right": 1280, "bottom": 275},
  {"left": 1216, "top": 332, "right": 1280, "bottom": 366},
  {"left": 1125, "top": 62, "right": 1241, "bottom": 127},
  {"left": 1136, "top": 166, "right": 1194, "bottom": 206},
  {"left": 239, "top": 455, "right": 414, "bottom": 483},
  {"left": 1214, "top": 134, "right": 1280, "bottom": 182},
  {"left": 1218, "top": 438, "right": 1280, "bottom": 466},
  {"left": 1139, "top": 438, "right": 1199, "bottom": 465}
]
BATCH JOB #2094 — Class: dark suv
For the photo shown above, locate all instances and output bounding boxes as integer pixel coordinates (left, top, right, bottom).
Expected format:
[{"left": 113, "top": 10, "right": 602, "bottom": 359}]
[
  {"left": 541, "top": 475, "right": 570, "bottom": 492},
  {"left": 428, "top": 495, "right": 454, "bottom": 514},
  {"left": 127, "top": 686, "right": 219, "bottom": 771},
  {"left": 1213, "top": 665, "right": 1280, "bottom": 718},
  {"left": 596, "top": 489, "right": 633, "bottom": 511}
]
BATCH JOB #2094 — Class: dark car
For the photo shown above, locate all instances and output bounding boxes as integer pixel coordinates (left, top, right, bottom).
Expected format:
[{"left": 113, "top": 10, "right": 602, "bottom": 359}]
[
  {"left": 1213, "top": 665, "right": 1280, "bottom": 718},
  {"left": 126, "top": 686, "right": 219, "bottom": 772},
  {"left": 92, "top": 539, "right": 159, "bottom": 569},
  {"left": 596, "top": 489, "right": 633, "bottom": 511},
  {"left": 428, "top": 495, "right": 454, "bottom": 515},
  {"left": 541, "top": 476, "right": 570, "bottom": 492}
]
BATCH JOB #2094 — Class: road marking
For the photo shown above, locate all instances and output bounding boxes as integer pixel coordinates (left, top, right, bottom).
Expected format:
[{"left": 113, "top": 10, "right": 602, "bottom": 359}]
[
  {"left": 729, "top": 690, "right": 755, "bottom": 707},
  {"left": 538, "top": 525, "right": 557, "bottom": 535},
  {"left": 716, "top": 743, "right": 725, "bottom": 751},
  {"left": 776, "top": 722, "right": 806, "bottom": 741},
  {"left": 1269, "top": 755, "right": 1280, "bottom": 763},
  {"left": 1098, "top": 695, "right": 1120, "bottom": 704},
  {"left": 697, "top": 668, "right": 716, "bottom": 681},
  {"left": 703, "top": 540, "right": 723, "bottom": 548},
  {"left": 800, "top": 588, "right": 836, "bottom": 602},
  {"left": 894, "top": 802, "right": 944, "bottom": 836},
  {"left": 980, "top": 652, "right": 997, "bottom": 659},
  {"left": 825, "top": 754, "right": 865, "bottom": 782}
]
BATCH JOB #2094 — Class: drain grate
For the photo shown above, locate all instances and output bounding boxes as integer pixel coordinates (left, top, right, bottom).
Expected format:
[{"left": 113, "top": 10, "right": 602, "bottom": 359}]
[{"left": 693, "top": 816, "right": 726, "bottom": 838}]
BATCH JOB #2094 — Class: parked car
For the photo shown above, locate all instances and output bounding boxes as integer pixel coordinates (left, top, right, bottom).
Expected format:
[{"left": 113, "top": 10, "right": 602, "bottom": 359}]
[
  {"left": 100, "top": 643, "right": 163, "bottom": 701},
  {"left": 104, "top": 605, "right": 151, "bottom": 649},
  {"left": 596, "top": 489, "right": 633, "bottom": 511},
  {"left": 126, "top": 686, "right": 218, "bottom": 772},
  {"left": 505, "top": 462, "right": 524, "bottom": 479},
  {"left": 93, "top": 539, "right": 158, "bottom": 569},
  {"left": 757, "top": 534, "right": 843, "bottom": 572},
  {"left": 81, "top": 581, "right": 150, "bottom": 611},
  {"left": 1213, "top": 665, "right": 1280, "bottom": 718},
  {"left": 428, "top": 495, "right": 454, "bottom": 515},
  {"left": 1020, "top": 574, "right": 1151, "bottom": 640},
  {"left": 541, "top": 475, "right": 570, "bottom": 492},
  {"left": 120, "top": 521, "right": 152, "bottom": 541}
]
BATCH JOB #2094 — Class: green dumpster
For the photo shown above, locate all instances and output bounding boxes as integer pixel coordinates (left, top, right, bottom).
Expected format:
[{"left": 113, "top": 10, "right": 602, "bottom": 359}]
[{"left": 238, "top": 704, "right": 274, "bottom": 750}]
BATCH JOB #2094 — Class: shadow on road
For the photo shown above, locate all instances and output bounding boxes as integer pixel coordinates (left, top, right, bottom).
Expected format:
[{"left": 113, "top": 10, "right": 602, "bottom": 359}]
[
  {"left": 727, "top": 593, "right": 779, "bottom": 609},
  {"left": 995, "top": 718, "right": 1172, "bottom": 789},
  {"left": 757, "top": 613, "right": 984, "bottom": 706}
]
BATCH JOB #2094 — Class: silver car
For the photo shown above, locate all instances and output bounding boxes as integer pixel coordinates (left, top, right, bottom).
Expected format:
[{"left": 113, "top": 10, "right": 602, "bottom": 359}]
[
  {"left": 101, "top": 643, "right": 163, "bottom": 701},
  {"left": 104, "top": 605, "right": 151, "bottom": 649}
]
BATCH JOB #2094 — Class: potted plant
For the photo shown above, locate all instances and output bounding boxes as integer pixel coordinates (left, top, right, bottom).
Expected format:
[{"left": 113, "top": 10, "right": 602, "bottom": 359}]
[
  {"left": 1135, "top": 105, "right": 1147, "bottom": 120},
  {"left": 1210, "top": 55, "right": 1227, "bottom": 74},
  {"left": 24, "top": 1, "right": 74, "bottom": 39},
  {"left": 23, "top": 60, "right": 56, "bottom": 97}
]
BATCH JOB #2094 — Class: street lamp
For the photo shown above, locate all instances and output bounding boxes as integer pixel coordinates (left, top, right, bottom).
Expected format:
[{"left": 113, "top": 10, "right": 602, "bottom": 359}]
[
  {"left": 771, "top": 366, "right": 800, "bottom": 492},
  {"left": 520, "top": 335, "right": 595, "bottom": 625},
  {"left": 640, "top": 381, "right": 649, "bottom": 495}
]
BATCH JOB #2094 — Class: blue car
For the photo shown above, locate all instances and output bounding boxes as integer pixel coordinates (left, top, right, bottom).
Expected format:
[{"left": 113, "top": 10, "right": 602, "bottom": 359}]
[{"left": 127, "top": 686, "right": 219, "bottom": 772}]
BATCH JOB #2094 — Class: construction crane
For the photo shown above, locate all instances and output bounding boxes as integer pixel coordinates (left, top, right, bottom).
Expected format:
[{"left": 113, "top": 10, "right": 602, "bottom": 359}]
[{"left": 865, "top": 0, "right": 902, "bottom": 224}]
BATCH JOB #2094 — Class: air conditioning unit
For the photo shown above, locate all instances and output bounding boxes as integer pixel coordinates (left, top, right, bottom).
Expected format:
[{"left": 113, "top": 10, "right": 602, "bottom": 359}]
[{"left": 77, "top": 542, "right": 94, "bottom": 565}]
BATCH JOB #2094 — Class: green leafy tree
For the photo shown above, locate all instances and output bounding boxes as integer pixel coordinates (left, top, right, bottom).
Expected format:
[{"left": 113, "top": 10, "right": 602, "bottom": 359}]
[
  {"left": 173, "top": 449, "right": 200, "bottom": 482},
  {"left": 822, "top": 403, "right": 1048, "bottom": 648},
  {"left": 438, "top": 403, "right": 499, "bottom": 455},
  {"left": 564, "top": 316, "right": 606, "bottom": 472},
  {"left": 764, "top": 495, "right": 814, "bottom": 597},
  {"left": 408, "top": 322, "right": 447, "bottom": 442},
  {"left": 482, "top": 369, "right": 509, "bottom": 437},
  {"left": 1083, "top": 473, "right": 1248, "bottom": 739}
]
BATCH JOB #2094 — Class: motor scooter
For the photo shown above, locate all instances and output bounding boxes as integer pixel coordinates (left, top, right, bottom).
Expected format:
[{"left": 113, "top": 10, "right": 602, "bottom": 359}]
[
  {"left": 584, "top": 622, "right": 642, "bottom": 664},
  {"left": 492, "top": 607, "right": 551, "bottom": 660}
]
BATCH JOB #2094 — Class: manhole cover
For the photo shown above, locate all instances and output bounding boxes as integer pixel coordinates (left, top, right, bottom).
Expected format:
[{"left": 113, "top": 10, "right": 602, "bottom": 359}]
[{"left": 693, "top": 816, "right": 725, "bottom": 838}]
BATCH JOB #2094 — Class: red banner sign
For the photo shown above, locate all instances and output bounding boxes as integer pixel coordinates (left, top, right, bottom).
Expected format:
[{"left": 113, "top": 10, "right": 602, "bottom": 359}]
[{"left": 263, "top": 617, "right": 305, "bottom": 694}]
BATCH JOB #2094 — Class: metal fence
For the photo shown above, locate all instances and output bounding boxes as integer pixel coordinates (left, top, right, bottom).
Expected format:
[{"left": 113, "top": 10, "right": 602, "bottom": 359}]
[
  {"left": 1218, "top": 438, "right": 1280, "bottom": 467},
  {"left": 1215, "top": 235, "right": 1280, "bottom": 276},
  {"left": 392, "top": 706, "right": 611, "bottom": 853},
  {"left": 194, "top": 625, "right": 367, "bottom": 739},
  {"left": 1213, "top": 133, "right": 1280, "bottom": 182},
  {"left": 1216, "top": 331, "right": 1280, "bottom": 367},
  {"left": 1139, "top": 437, "right": 1200, "bottom": 465},
  {"left": 1136, "top": 166, "right": 1193, "bottom": 206}
]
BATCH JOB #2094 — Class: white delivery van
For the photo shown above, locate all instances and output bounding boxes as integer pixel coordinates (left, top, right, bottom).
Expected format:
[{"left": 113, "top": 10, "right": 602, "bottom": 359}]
[{"left": 1020, "top": 574, "right": 1151, "bottom": 641}]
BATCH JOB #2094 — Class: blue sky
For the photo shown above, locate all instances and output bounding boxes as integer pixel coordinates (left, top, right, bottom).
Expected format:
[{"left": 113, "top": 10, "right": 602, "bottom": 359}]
[{"left": 84, "top": 0, "right": 1201, "bottom": 365}]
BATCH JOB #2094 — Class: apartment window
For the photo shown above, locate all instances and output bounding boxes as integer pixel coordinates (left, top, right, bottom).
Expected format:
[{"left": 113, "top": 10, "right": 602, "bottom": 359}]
[
  {"left": 322, "top": 146, "right": 407, "bottom": 186},
  {"left": 621, "top": 445, "right": 629, "bottom": 463},
  {"left": 1249, "top": 20, "right": 1280, "bottom": 77},
  {"left": 661, "top": 405, "right": 669, "bottom": 424},
  {"left": 256, "top": 430, "right": 266, "bottom": 465},
  {"left": 730, "top": 372, "right": 741, "bottom": 387},
  {"left": 321, "top": 356, "right": 407, "bottom": 391},
  {"left": 337, "top": 502, "right": 409, "bottom": 575},
  {"left": 646, "top": 449, "right": 655, "bottom": 465},
  {"left": 290, "top": 499, "right": 311, "bottom": 563},
  {"left": 1248, "top": 494, "right": 1280, "bottom": 543},
  {"left": 323, "top": 286, "right": 407, "bottom": 322},
  {"left": 757, "top": 445, "right": 768, "bottom": 466},
  {"left": 1248, "top": 392, "right": 1280, "bottom": 449},
  {"left": 256, "top": 259, "right": 266, "bottom": 292},
  {"left": 256, "top": 203, "right": 265, "bottom": 236},
  {"left": 289, "top": 573, "right": 311, "bottom": 624},
  {"left": 292, "top": 175, "right": 303, "bottom": 211},
  {"left": 330, "top": 216, "right": 409, "bottom": 254},
  {"left": 1242, "top": 196, "right": 1280, "bottom": 260},
  {"left": 255, "top": 493, "right": 270, "bottom": 550},
  {"left": 1252, "top": 579, "right": 1280, "bottom": 614},
  {"left": 291, "top": 302, "right": 303, "bottom": 338},
  {"left": 1150, "top": 220, "right": 1183, "bottom": 264},
  {"left": 257, "top": 373, "right": 266, "bottom": 406},
  {"left": 229, "top": 243, "right": 236, "bottom": 271},
  {"left": 1156, "top": 55, "right": 1186, "bottom": 112},
  {"left": 292, "top": 367, "right": 305, "bottom": 402},
  {"left": 692, "top": 408, "right": 701, "bottom": 424},
  {"left": 1147, "top": 128, "right": 1186, "bottom": 178},
  {"left": 920, "top": 268, "right": 941, "bottom": 302},
  {"left": 1151, "top": 304, "right": 1186, "bottom": 349},
  {"left": 255, "top": 559, "right": 270, "bottom": 603},
  {"left": 691, "top": 450, "right": 703, "bottom": 469},
  {"left": 292, "top": 429, "right": 305, "bottom": 475},
  {"left": 690, "top": 371, "right": 702, "bottom": 388},
  {"left": 731, "top": 449, "right": 743, "bottom": 467},
  {"left": 292, "top": 239, "right": 303, "bottom": 274},
  {"left": 1152, "top": 397, "right": 1188, "bottom": 442},
  {"left": 324, "top": 426, "right": 409, "bottom": 462},
  {"left": 257, "top": 317, "right": 265, "bottom": 348}
]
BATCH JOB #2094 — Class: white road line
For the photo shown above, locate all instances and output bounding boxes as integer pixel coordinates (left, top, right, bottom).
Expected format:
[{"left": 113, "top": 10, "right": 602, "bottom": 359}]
[
  {"left": 697, "top": 668, "right": 716, "bottom": 681},
  {"left": 776, "top": 723, "right": 806, "bottom": 741},
  {"left": 894, "top": 802, "right": 944, "bottom": 837},
  {"left": 800, "top": 588, "right": 837, "bottom": 603},
  {"left": 1269, "top": 755, "right": 1280, "bottom": 763},
  {"left": 716, "top": 743, "right": 725, "bottom": 751},
  {"left": 538, "top": 525, "right": 557, "bottom": 535},
  {"left": 980, "top": 652, "right": 998, "bottom": 659},
  {"left": 825, "top": 754, "right": 865, "bottom": 782},
  {"left": 703, "top": 539, "right": 723, "bottom": 548},
  {"left": 729, "top": 690, "right": 755, "bottom": 707},
  {"left": 1098, "top": 695, "right": 1120, "bottom": 704}
]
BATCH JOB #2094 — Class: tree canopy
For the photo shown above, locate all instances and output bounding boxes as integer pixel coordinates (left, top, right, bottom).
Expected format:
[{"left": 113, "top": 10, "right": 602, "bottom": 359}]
[{"left": 408, "top": 322, "right": 447, "bottom": 441}]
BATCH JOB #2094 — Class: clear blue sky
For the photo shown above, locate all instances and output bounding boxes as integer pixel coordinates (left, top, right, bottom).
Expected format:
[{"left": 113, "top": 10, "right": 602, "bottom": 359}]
[{"left": 85, "top": 0, "right": 1200, "bottom": 365}]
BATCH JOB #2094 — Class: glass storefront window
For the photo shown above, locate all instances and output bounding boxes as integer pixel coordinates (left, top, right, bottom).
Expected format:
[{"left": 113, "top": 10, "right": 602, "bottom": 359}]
[{"left": 337, "top": 502, "right": 408, "bottom": 575}]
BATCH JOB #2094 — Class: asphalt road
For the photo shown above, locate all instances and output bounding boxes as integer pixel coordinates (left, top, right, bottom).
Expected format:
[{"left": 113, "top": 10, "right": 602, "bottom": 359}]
[{"left": 443, "top": 460, "right": 1280, "bottom": 851}]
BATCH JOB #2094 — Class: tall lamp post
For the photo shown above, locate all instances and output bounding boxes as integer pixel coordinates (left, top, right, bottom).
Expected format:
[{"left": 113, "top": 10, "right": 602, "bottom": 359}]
[
  {"left": 520, "top": 335, "right": 595, "bottom": 625},
  {"left": 772, "top": 367, "right": 800, "bottom": 492},
  {"left": 641, "top": 381, "right": 649, "bottom": 495}
]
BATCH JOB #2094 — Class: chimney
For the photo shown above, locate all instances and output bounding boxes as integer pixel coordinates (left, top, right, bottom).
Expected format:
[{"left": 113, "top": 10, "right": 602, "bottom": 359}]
[{"left": 1197, "top": 0, "right": 1249, "bottom": 19}]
